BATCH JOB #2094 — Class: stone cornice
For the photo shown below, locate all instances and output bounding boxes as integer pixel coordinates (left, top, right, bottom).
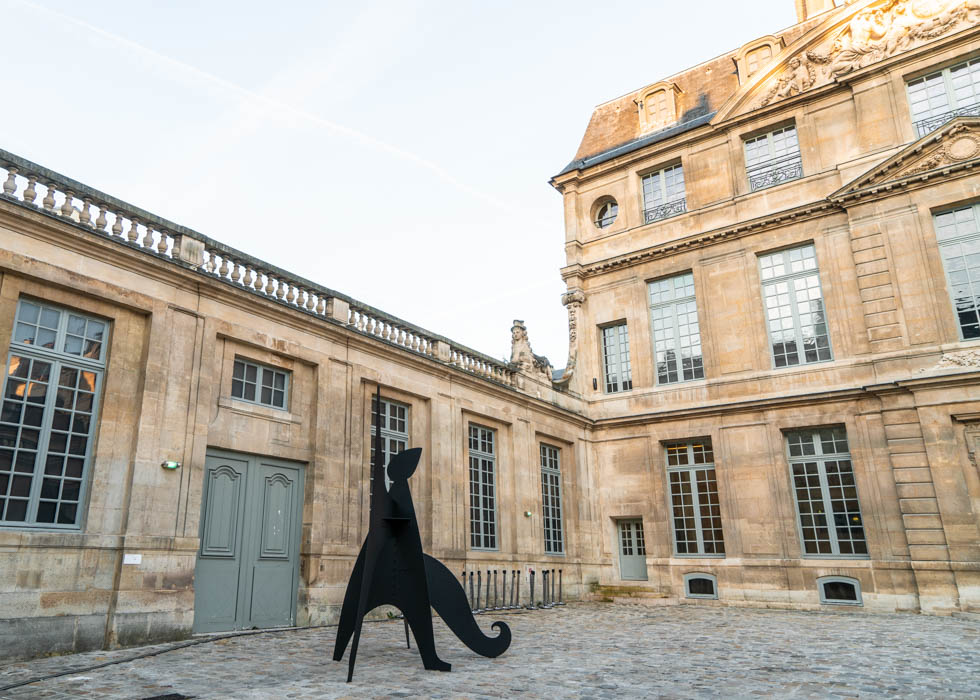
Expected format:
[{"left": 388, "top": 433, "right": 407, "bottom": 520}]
[{"left": 579, "top": 200, "right": 841, "bottom": 278}]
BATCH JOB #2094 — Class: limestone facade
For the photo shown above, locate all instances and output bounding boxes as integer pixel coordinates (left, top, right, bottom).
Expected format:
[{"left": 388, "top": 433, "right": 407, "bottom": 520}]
[
  {"left": 1, "top": 0, "right": 979, "bottom": 662},
  {"left": 550, "top": 0, "right": 980, "bottom": 620}
]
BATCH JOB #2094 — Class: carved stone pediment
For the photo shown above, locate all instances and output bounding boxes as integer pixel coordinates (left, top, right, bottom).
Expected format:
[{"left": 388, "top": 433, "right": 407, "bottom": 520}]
[
  {"left": 832, "top": 118, "right": 980, "bottom": 200},
  {"left": 714, "top": 0, "right": 980, "bottom": 122}
]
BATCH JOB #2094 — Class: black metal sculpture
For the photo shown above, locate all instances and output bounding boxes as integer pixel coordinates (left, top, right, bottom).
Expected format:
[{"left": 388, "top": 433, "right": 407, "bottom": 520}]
[{"left": 333, "top": 388, "right": 511, "bottom": 681}]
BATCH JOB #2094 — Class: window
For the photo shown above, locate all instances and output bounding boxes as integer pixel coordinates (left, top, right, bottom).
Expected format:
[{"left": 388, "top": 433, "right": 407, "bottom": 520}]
[
  {"left": 642, "top": 165, "right": 687, "bottom": 223},
  {"left": 371, "top": 396, "right": 408, "bottom": 490},
  {"left": 600, "top": 323, "right": 632, "bottom": 393},
  {"left": 666, "top": 440, "right": 725, "bottom": 556},
  {"left": 540, "top": 444, "right": 564, "bottom": 554},
  {"left": 2, "top": 299, "right": 107, "bottom": 528},
  {"left": 746, "top": 45, "right": 773, "bottom": 78},
  {"left": 646, "top": 90, "right": 670, "bottom": 128},
  {"left": 649, "top": 273, "right": 704, "bottom": 384},
  {"left": 469, "top": 424, "right": 497, "bottom": 550},
  {"left": 744, "top": 125, "right": 802, "bottom": 191},
  {"left": 933, "top": 205, "right": 980, "bottom": 340},
  {"left": 787, "top": 427, "right": 867, "bottom": 557},
  {"left": 908, "top": 58, "right": 980, "bottom": 137},
  {"left": 759, "top": 244, "right": 832, "bottom": 368},
  {"left": 684, "top": 573, "right": 718, "bottom": 599},
  {"left": 818, "top": 576, "right": 862, "bottom": 605},
  {"left": 231, "top": 358, "right": 288, "bottom": 409},
  {"left": 594, "top": 199, "right": 618, "bottom": 229}
]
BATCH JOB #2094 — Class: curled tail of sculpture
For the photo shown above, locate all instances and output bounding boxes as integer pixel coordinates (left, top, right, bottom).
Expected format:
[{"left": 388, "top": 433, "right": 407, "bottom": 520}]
[{"left": 423, "top": 554, "right": 511, "bottom": 658}]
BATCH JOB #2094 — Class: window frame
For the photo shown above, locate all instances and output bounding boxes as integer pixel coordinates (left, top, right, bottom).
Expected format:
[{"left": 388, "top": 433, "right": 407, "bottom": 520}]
[
  {"left": 786, "top": 427, "right": 869, "bottom": 560},
  {"left": 370, "top": 396, "right": 409, "bottom": 491},
  {"left": 648, "top": 272, "right": 705, "bottom": 385},
  {"left": 932, "top": 203, "right": 980, "bottom": 341},
  {"left": 599, "top": 321, "right": 633, "bottom": 394},
  {"left": 817, "top": 575, "right": 863, "bottom": 606},
  {"left": 743, "top": 124, "right": 803, "bottom": 192},
  {"left": 468, "top": 423, "right": 499, "bottom": 551},
  {"left": 539, "top": 443, "right": 565, "bottom": 555},
  {"left": 758, "top": 243, "right": 834, "bottom": 369},
  {"left": 683, "top": 572, "right": 719, "bottom": 600},
  {"left": 665, "top": 440, "right": 725, "bottom": 557},
  {"left": 1, "top": 299, "right": 109, "bottom": 530},
  {"left": 907, "top": 57, "right": 980, "bottom": 137},
  {"left": 640, "top": 163, "right": 687, "bottom": 224},
  {"left": 231, "top": 357, "right": 290, "bottom": 410}
]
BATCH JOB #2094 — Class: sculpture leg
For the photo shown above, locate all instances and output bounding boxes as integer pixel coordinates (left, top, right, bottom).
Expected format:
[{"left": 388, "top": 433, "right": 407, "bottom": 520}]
[
  {"left": 403, "top": 603, "right": 451, "bottom": 672},
  {"left": 332, "top": 546, "right": 367, "bottom": 662}
]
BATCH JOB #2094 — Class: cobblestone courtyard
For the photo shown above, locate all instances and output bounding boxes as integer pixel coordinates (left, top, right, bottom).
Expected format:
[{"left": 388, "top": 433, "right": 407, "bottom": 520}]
[{"left": 1, "top": 603, "right": 977, "bottom": 699}]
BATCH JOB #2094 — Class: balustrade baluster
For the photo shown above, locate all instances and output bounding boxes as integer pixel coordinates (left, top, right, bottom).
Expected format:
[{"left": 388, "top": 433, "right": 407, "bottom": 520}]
[
  {"left": 94, "top": 205, "right": 107, "bottom": 232},
  {"left": 80, "top": 198, "right": 92, "bottom": 226},
  {"left": 111, "top": 213, "right": 123, "bottom": 238},
  {"left": 2, "top": 167, "right": 17, "bottom": 196},
  {"left": 60, "top": 191, "right": 74, "bottom": 218},
  {"left": 261, "top": 273, "right": 274, "bottom": 295},
  {"left": 218, "top": 257, "right": 230, "bottom": 278},
  {"left": 23, "top": 177, "right": 37, "bottom": 206},
  {"left": 317, "top": 297, "right": 328, "bottom": 315},
  {"left": 42, "top": 184, "right": 55, "bottom": 211},
  {"left": 244, "top": 267, "right": 257, "bottom": 290},
  {"left": 157, "top": 230, "right": 169, "bottom": 255}
]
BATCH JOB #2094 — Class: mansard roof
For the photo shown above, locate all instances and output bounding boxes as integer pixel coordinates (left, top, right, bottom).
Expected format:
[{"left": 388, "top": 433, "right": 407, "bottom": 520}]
[
  {"left": 555, "top": 0, "right": 980, "bottom": 181},
  {"left": 554, "top": 15, "right": 818, "bottom": 177}
]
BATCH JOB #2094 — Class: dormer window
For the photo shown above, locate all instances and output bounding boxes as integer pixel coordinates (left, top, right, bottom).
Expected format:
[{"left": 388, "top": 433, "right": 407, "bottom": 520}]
[
  {"left": 735, "top": 36, "right": 783, "bottom": 84},
  {"left": 638, "top": 82, "right": 681, "bottom": 132},
  {"left": 746, "top": 45, "right": 773, "bottom": 78}
]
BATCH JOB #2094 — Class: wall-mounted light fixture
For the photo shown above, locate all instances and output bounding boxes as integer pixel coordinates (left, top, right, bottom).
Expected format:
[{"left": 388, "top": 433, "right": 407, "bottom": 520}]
[
  {"left": 524, "top": 511, "right": 532, "bottom": 518},
  {"left": 161, "top": 460, "right": 181, "bottom": 470}
]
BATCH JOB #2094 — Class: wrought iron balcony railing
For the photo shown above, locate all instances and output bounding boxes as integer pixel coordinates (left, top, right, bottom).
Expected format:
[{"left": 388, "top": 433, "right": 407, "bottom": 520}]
[
  {"left": 643, "top": 198, "right": 687, "bottom": 224},
  {"left": 914, "top": 103, "right": 980, "bottom": 137},
  {"left": 747, "top": 153, "right": 803, "bottom": 192}
]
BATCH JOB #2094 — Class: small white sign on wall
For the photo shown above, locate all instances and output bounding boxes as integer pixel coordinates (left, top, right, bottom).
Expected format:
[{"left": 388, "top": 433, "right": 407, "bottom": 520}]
[{"left": 123, "top": 553, "right": 142, "bottom": 565}]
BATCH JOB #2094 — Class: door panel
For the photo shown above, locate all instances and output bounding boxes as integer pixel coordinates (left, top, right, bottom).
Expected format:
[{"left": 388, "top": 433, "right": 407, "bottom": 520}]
[
  {"left": 193, "top": 451, "right": 304, "bottom": 633},
  {"left": 618, "top": 519, "right": 648, "bottom": 581},
  {"left": 194, "top": 455, "right": 248, "bottom": 633},
  {"left": 244, "top": 462, "right": 301, "bottom": 629}
]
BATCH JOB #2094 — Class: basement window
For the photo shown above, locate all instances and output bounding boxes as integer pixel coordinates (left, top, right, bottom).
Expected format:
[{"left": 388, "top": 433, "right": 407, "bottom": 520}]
[
  {"left": 683, "top": 572, "right": 718, "bottom": 599},
  {"left": 818, "top": 576, "right": 862, "bottom": 605}
]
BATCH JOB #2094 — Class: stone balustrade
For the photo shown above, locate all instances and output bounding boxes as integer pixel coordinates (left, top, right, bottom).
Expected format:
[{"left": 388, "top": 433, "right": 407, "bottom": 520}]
[{"left": 0, "top": 149, "right": 518, "bottom": 389}]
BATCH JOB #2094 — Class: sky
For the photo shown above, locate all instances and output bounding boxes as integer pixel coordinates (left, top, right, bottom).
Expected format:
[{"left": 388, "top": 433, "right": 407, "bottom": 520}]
[{"left": 1, "top": 0, "right": 796, "bottom": 367}]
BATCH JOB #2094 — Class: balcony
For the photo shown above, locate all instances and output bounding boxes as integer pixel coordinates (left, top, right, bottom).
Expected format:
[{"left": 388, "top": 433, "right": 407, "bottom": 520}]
[
  {"left": 747, "top": 153, "right": 803, "bottom": 192},
  {"left": 643, "top": 198, "right": 687, "bottom": 224},
  {"left": 915, "top": 103, "right": 980, "bottom": 137}
]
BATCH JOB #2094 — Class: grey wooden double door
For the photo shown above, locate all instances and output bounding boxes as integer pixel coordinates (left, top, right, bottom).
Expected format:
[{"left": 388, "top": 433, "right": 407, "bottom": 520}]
[{"left": 193, "top": 450, "right": 305, "bottom": 633}]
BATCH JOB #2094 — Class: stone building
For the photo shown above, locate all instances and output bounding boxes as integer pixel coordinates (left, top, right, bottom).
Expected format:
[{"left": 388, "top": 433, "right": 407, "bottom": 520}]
[{"left": 1, "top": 0, "right": 979, "bottom": 661}]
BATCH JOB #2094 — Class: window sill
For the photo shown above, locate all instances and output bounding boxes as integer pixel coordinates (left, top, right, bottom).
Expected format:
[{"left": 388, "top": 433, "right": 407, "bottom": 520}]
[
  {"left": 672, "top": 553, "right": 725, "bottom": 559},
  {"left": 800, "top": 554, "right": 870, "bottom": 560},
  {"left": 218, "top": 396, "right": 300, "bottom": 424}
]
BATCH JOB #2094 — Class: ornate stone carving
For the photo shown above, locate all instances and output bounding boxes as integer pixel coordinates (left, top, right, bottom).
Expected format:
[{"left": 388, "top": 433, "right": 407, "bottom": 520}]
[
  {"left": 759, "top": 0, "right": 980, "bottom": 108},
  {"left": 553, "top": 290, "right": 586, "bottom": 386},
  {"left": 896, "top": 127, "right": 980, "bottom": 175},
  {"left": 510, "top": 320, "right": 553, "bottom": 382},
  {"left": 931, "top": 349, "right": 980, "bottom": 369}
]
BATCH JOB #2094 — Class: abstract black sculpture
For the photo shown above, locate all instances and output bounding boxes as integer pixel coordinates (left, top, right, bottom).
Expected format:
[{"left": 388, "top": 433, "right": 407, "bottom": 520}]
[{"left": 333, "top": 388, "right": 511, "bottom": 681}]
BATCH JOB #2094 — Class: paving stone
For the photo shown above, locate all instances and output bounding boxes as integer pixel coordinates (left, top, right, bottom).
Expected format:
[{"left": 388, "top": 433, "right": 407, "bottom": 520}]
[{"left": 1, "top": 603, "right": 978, "bottom": 699}]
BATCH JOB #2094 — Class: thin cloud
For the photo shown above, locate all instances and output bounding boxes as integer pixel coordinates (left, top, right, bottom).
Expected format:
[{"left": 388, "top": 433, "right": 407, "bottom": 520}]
[{"left": 9, "top": 0, "right": 508, "bottom": 211}]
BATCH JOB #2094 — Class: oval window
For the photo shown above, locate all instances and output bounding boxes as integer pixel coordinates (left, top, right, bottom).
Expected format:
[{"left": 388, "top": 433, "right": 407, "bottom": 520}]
[{"left": 594, "top": 200, "right": 618, "bottom": 229}]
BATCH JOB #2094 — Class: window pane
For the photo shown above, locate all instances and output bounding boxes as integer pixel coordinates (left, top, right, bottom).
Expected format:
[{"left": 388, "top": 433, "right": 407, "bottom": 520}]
[
  {"left": 788, "top": 428, "right": 866, "bottom": 557},
  {"left": 650, "top": 273, "right": 704, "bottom": 385}
]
